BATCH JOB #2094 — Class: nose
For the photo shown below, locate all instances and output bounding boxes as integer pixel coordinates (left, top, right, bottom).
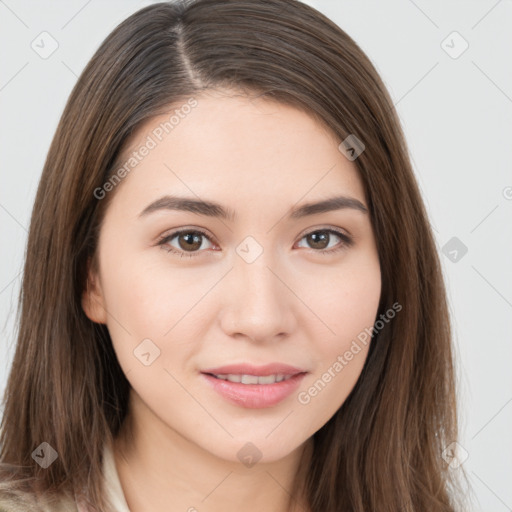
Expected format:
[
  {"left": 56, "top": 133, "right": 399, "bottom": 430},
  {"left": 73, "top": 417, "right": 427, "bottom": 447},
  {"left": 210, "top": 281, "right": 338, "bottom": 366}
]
[{"left": 218, "top": 249, "right": 297, "bottom": 344}]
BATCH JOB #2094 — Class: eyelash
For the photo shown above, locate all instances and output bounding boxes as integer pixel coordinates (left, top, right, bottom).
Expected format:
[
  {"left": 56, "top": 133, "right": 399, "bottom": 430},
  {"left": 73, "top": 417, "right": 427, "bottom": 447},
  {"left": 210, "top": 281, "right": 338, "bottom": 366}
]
[{"left": 157, "top": 227, "right": 354, "bottom": 259}]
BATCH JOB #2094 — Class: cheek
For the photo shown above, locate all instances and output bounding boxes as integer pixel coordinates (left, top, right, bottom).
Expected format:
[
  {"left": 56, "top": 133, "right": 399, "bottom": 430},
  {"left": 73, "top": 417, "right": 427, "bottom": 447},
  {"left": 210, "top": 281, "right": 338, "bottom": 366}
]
[
  {"left": 297, "top": 255, "right": 381, "bottom": 413},
  {"left": 313, "top": 252, "right": 381, "bottom": 348},
  {"left": 97, "top": 247, "right": 218, "bottom": 374},
  {"left": 99, "top": 247, "right": 205, "bottom": 332}
]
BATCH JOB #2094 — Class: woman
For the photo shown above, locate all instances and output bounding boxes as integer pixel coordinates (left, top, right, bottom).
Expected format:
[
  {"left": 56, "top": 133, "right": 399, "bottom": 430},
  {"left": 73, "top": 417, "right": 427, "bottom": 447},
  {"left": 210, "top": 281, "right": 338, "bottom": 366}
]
[{"left": 0, "top": 0, "right": 464, "bottom": 510}]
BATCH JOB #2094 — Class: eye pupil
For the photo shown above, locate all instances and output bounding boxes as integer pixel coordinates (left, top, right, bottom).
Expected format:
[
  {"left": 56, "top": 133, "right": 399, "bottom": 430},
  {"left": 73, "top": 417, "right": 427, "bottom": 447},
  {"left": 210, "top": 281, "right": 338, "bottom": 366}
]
[
  {"left": 307, "top": 231, "right": 329, "bottom": 249},
  {"left": 179, "top": 233, "right": 202, "bottom": 251}
]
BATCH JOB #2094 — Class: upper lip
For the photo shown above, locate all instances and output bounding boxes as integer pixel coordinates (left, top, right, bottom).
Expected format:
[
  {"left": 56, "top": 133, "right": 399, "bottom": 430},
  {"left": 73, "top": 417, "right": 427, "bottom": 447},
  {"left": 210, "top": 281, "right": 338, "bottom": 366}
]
[{"left": 201, "top": 363, "right": 307, "bottom": 376}]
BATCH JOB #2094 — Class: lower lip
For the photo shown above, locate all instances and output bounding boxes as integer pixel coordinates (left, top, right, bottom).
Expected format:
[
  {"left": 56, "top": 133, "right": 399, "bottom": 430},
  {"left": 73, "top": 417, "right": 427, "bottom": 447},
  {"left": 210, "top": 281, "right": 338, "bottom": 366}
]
[{"left": 201, "top": 372, "right": 307, "bottom": 409}]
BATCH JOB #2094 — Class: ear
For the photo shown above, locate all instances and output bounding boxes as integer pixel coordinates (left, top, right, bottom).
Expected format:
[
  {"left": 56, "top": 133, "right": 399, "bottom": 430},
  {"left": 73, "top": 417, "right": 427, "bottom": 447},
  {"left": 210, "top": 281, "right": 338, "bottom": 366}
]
[{"left": 82, "top": 256, "right": 108, "bottom": 324}]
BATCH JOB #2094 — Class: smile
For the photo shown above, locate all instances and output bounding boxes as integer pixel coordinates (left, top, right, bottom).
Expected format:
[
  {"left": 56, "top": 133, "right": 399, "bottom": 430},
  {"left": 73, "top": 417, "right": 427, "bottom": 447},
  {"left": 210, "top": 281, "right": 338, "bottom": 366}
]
[
  {"left": 201, "top": 371, "right": 307, "bottom": 408},
  {"left": 209, "top": 373, "right": 295, "bottom": 384}
]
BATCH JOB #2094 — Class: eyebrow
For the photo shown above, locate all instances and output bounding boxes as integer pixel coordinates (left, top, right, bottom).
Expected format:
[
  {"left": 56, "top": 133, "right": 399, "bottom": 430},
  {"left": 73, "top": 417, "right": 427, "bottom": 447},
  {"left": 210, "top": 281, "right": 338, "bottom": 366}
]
[{"left": 138, "top": 194, "right": 368, "bottom": 221}]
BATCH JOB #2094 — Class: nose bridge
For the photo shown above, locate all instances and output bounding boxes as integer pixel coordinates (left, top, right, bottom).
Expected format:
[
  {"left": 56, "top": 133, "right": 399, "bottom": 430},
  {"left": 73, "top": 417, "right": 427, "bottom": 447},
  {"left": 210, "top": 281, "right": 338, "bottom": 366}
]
[{"left": 218, "top": 237, "right": 295, "bottom": 341}]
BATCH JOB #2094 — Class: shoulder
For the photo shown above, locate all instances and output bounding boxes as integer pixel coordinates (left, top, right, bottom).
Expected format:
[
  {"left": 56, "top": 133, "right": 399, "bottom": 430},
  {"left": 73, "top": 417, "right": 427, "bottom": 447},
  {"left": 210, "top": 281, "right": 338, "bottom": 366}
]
[
  {"left": 0, "top": 489, "right": 78, "bottom": 512},
  {"left": 0, "top": 491, "right": 34, "bottom": 512}
]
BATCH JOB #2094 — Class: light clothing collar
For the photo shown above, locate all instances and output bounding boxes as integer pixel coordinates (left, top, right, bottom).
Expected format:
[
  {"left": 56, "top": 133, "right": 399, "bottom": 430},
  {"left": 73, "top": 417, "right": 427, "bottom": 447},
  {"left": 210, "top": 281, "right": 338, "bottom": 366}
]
[{"left": 76, "top": 441, "right": 131, "bottom": 512}]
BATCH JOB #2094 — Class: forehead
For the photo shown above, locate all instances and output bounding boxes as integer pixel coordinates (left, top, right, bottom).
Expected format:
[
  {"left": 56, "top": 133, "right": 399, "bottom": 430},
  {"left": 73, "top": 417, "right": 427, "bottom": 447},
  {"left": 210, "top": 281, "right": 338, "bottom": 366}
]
[{"left": 111, "top": 90, "right": 366, "bottom": 214}]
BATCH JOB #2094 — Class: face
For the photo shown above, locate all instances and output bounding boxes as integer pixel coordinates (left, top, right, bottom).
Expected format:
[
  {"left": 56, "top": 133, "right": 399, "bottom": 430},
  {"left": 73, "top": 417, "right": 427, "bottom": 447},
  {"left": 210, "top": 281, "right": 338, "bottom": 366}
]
[{"left": 83, "top": 89, "right": 381, "bottom": 464}]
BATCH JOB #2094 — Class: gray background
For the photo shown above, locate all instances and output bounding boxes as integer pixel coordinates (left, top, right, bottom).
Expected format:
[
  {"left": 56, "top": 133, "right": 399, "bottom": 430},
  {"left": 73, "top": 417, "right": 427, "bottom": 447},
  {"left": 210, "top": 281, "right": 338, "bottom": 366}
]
[{"left": 1, "top": 1, "right": 511, "bottom": 510}]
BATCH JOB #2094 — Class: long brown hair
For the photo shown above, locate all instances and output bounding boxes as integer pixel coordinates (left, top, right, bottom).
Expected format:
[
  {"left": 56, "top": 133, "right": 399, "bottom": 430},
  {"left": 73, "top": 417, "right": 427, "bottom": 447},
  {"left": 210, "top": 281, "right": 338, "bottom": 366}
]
[{"left": 0, "top": 0, "right": 463, "bottom": 510}]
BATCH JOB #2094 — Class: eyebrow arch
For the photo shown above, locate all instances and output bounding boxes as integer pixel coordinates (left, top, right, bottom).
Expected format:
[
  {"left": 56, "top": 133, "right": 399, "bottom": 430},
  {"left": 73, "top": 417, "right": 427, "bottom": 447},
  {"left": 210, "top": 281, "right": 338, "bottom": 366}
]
[{"left": 138, "top": 194, "right": 368, "bottom": 221}]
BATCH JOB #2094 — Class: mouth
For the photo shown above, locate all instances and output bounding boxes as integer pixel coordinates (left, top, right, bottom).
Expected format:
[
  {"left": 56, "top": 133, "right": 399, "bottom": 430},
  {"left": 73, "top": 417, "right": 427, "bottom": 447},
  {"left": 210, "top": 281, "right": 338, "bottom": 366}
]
[
  {"left": 200, "top": 363, "right": 308, "bottom": 409},
  {"left": 205, "top": 373, "right": 297, "bottom": 384}
]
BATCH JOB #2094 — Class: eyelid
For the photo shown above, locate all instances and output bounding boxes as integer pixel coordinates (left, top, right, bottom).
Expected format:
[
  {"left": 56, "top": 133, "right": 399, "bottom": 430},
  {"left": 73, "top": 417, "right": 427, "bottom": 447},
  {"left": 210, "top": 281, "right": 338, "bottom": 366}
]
[{"left": 298, "top": 224, "right": 352, "bottom": 241}]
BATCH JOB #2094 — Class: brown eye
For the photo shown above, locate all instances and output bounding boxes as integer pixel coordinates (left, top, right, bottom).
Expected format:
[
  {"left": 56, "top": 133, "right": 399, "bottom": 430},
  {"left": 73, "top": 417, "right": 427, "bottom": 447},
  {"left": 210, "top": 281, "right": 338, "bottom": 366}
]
[
  {"left": 305, "top": 231, "right": 330, "bottom": 250},
  {"left": 176, "top": 232, "right": 203, "bottom": 251},
  {"left": 158, "top": 229, "right": 215, "bottom": 257},
  {"left": 296, "top": 229, "right": 353, "bottom": 254}
]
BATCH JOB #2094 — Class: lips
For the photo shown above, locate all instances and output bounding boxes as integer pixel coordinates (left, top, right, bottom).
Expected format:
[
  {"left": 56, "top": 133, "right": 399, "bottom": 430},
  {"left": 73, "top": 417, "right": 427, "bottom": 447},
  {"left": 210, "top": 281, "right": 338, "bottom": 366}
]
[
  {"left": 200, "top": 363, "right": 308, "bottom": 409},
  {"left": 201, "top": 362, "right": 306, "bottom": 377}
]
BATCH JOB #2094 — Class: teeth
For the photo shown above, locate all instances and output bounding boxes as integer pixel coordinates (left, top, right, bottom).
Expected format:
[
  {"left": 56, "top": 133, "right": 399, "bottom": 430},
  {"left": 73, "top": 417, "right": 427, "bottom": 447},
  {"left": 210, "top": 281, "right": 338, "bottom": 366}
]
[
  {"left": 241, "top": 374, "right": 259, "bottom": 384},
  {"left": 212, "top": 373, "right": 295, "bottom": 384},
  {"left": 258, "top": 374, "right": 278, "bottom": 384}
]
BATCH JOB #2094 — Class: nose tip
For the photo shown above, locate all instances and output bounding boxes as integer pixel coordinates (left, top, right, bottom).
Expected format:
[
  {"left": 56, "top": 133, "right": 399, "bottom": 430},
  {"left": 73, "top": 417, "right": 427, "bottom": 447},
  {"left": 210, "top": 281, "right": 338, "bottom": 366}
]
[{"left": 217, "top": 252, "right": 296, "bottom": 343}]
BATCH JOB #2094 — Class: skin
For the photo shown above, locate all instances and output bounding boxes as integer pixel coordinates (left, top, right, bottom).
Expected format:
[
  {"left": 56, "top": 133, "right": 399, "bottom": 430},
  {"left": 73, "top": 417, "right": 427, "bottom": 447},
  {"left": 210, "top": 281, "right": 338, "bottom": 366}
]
[{"left": 83, "top": 88, "right": 381, "bottom": 512}]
